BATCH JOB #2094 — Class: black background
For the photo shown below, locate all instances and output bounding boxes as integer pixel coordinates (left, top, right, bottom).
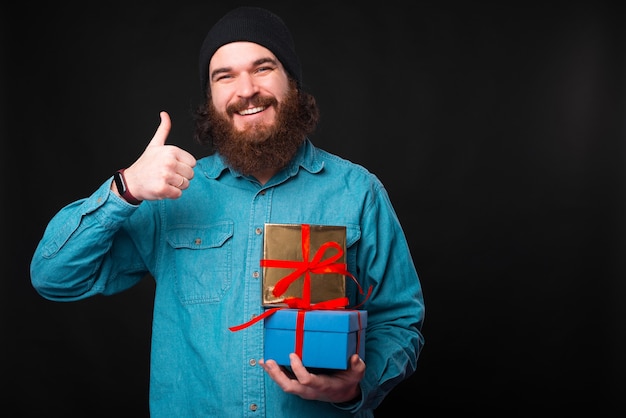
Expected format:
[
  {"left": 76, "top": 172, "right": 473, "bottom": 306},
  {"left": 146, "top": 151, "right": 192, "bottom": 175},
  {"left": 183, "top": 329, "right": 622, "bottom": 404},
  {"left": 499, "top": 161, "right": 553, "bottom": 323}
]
[{"left": 3, "top": 1, "right": 625, "bottom": 416}]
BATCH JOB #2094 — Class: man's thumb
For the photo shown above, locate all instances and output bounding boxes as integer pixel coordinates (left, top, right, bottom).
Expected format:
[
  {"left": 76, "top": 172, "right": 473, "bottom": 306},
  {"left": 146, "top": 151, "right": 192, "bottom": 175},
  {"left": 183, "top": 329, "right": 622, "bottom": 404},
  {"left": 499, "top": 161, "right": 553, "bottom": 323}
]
[{"left": 147, "top": 111, "right": 172, "bottom": 147}]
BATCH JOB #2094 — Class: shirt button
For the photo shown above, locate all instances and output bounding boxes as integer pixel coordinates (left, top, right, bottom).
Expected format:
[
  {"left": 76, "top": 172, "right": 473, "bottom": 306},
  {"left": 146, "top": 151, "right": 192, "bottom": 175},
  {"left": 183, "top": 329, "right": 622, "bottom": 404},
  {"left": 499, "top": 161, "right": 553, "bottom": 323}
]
[
  {"left": 255, "top": 227, "right": 263, "bottom": 235},
  {"left": 249, "top": 358, "right": 257, "bottom": 366},
  {"left": 260, "top": 190, "right": 266, "bottom": 195},
  {"left": 194, "top": 238, "right": 202, "bottom": 245},
  {"left": 252, "top": 271, "right": 260, "bottom": 278},
  {"left": 249, "top": 404, "right": 258, "bottom": 411}
]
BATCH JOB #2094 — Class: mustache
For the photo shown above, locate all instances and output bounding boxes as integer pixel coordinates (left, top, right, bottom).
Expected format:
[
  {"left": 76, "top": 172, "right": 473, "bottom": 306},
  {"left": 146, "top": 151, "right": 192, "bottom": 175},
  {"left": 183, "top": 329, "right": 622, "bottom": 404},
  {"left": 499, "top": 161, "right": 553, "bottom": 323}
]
[{"left": 226, "top": 95, "right": 278, "bottom": 116}]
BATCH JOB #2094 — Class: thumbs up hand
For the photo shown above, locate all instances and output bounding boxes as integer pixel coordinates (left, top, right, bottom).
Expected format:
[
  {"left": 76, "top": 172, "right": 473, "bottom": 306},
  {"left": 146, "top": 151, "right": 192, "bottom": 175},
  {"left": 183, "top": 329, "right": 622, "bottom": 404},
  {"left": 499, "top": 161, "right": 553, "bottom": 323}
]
[{"left": 115, "top": 111, "right": 197, "bottom": 201}]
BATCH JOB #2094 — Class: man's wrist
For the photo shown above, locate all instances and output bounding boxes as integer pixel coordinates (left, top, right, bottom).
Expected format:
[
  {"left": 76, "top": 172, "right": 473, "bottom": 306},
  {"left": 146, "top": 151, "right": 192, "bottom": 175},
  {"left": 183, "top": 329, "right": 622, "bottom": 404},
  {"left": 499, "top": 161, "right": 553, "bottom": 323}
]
[{"left": 113, "top": 169, "right": 142, "bottom": 205}]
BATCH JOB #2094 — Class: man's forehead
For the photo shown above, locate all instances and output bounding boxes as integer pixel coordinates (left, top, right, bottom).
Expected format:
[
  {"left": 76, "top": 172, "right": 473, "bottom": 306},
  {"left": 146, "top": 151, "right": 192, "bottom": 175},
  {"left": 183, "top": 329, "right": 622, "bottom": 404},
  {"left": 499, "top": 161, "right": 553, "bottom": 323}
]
[{"left": 209, "top": 41, "right": 278, "bottom": 69}]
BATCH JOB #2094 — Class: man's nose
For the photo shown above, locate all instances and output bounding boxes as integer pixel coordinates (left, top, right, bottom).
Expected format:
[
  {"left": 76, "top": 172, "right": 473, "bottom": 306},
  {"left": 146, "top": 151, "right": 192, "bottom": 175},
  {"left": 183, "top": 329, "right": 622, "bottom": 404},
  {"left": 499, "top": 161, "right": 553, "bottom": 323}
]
[{"left": 235, "top": 73, "right": 259, "bottom": 98}]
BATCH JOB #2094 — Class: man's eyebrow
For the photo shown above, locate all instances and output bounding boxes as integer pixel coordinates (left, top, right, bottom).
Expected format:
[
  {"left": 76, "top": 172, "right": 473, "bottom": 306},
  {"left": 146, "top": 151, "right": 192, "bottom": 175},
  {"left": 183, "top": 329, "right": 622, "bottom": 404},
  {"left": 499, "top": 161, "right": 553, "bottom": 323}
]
[
  {"left": 211, "top": 66, "right": 232, "bottom": 81},
  {"left": 254, "top": 57, "right": 278, "bottom": 67}
]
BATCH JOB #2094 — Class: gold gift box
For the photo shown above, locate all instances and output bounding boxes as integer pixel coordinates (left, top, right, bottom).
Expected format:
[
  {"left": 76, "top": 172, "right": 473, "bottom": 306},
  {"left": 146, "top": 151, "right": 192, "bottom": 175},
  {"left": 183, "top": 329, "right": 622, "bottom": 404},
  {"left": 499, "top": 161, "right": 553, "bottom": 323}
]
[{"left": 262, "top": 224, "right": 347, "bottom": 307}]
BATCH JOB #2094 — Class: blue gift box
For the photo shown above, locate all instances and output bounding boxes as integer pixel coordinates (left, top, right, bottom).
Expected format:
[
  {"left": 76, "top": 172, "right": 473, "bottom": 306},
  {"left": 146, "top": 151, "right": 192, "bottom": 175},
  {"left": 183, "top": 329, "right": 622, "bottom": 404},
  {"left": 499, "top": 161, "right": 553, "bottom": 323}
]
[{"left": 263, "top": 309, "right": 367, "bottom": 370}]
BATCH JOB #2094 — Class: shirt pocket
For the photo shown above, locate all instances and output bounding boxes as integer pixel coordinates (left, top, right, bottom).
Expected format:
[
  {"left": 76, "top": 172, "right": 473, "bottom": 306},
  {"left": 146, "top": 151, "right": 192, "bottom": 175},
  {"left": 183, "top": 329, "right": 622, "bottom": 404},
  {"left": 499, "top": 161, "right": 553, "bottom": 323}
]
[{"left": 166, "top": 221, "right": 233, "bottom": 305}]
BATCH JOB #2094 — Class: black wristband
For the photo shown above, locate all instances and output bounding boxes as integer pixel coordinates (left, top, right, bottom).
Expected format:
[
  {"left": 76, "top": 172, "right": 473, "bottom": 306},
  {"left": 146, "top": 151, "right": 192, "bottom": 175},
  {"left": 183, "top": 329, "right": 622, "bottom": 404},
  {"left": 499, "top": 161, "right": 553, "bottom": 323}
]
[{"left": 113, "top": 169, "right": 142, "bottom": 205}]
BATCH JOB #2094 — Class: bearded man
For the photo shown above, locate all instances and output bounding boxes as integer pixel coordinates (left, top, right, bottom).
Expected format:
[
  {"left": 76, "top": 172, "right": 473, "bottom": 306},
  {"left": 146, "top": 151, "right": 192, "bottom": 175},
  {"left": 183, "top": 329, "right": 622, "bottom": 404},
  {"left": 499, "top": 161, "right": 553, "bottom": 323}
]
[{"left": 31, "top": 6, "right": 425, "bottom": 418}]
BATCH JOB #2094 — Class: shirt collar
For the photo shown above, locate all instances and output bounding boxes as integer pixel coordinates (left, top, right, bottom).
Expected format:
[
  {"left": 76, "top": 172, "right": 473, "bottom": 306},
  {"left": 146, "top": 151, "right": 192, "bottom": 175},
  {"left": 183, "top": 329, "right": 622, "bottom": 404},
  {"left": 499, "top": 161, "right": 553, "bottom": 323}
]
[{"left": 202, "top": 138, "right": 324, "bottom": 181}]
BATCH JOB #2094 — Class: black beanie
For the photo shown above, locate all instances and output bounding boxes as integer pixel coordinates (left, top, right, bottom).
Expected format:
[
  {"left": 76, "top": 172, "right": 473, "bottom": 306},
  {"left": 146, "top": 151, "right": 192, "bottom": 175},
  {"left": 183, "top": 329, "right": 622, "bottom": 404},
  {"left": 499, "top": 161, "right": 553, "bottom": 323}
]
[{"left": 198, "top": 6, "right": 302, "bottom": 97}]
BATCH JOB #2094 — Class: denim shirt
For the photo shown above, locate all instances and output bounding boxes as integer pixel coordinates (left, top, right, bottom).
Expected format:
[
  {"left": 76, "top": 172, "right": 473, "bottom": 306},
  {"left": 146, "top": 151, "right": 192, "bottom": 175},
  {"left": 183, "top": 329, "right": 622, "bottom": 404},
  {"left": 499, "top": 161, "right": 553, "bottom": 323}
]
[{"left": 31, "top": 139, "right": 425, "bottom": 418}]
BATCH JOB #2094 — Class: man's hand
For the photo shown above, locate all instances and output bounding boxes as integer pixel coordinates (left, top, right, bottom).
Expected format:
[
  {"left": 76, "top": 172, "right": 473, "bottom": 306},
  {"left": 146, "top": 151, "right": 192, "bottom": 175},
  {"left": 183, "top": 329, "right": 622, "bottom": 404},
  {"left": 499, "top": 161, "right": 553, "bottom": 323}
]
[
  {"left": 259, "top": 353, "right": 365, "bottom": 403},
  {"left": 113, "top": 111, "right": 197, "bottom": 201}
]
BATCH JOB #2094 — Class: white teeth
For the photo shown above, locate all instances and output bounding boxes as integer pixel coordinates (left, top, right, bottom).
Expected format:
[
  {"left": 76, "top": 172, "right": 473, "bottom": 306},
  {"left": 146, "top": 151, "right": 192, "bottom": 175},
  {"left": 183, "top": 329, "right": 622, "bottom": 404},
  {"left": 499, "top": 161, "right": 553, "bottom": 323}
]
[{"left": 238, "top": 106, "right": 265, "bottom": 116}]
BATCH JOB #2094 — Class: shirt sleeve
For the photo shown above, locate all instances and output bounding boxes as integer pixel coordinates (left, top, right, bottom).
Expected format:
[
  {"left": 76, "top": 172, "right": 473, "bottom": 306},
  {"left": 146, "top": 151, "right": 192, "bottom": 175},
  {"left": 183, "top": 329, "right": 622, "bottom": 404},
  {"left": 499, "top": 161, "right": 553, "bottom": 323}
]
[
  {"left": 30, "top": 178, "right": 149, "bottom": 301},
  {"left": 337, "top": 177, "right": 426, "bottom": 414}
]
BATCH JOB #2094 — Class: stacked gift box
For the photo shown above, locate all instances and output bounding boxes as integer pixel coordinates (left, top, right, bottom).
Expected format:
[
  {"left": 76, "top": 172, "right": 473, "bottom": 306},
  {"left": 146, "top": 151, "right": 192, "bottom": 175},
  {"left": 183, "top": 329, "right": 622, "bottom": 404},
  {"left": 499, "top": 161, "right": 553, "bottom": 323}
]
[
  {"left": 260, "top": 223, "right": 367, "bottom": 370},
  {"left": 264, "top": 307, "right": 367, "bottom": 370}
]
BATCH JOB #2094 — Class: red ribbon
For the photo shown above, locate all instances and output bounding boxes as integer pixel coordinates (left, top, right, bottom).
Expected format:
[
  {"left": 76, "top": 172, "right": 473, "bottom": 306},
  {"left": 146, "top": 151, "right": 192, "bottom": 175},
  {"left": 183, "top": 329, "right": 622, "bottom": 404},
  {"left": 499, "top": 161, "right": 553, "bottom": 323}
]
[{"left": 229, "top": 224, "right": 372, "bottom": 362}]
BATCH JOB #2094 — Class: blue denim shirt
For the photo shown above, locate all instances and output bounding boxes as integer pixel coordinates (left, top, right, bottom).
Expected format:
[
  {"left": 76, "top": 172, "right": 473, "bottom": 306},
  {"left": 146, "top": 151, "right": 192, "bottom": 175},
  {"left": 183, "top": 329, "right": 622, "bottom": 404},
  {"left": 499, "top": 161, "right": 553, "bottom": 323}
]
[{"left": 31, "top": 139, "right": 425, "bottom": 417}]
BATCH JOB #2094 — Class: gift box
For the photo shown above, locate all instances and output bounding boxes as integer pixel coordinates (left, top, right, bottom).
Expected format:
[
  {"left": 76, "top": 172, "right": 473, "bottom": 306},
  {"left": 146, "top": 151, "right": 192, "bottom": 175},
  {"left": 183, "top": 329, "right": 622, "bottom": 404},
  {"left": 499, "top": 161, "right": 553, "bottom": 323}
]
[
  {"left": 261, "top": 223, "right": 348, "bottom": 307},
  {"left": 264, "top": 308, "right": 367, "bottom": 370}
]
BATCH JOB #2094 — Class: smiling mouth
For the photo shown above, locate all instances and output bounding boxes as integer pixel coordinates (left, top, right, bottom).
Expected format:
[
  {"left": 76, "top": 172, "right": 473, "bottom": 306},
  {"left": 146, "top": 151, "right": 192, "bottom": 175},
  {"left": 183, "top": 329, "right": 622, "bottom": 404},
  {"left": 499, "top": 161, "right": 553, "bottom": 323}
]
[{"left": 238, "top": 106, "right": 266, "bottom": 116}]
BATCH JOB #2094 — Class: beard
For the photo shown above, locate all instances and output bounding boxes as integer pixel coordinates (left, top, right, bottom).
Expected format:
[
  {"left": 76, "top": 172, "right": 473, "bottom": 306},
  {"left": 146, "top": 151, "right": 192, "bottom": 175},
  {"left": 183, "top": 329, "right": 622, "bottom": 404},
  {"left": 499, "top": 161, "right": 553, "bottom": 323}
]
[{"left": 205, "top": 86, "right": 307, "bottom": 177}]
